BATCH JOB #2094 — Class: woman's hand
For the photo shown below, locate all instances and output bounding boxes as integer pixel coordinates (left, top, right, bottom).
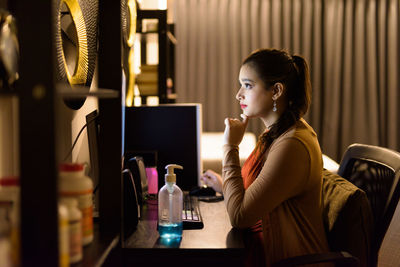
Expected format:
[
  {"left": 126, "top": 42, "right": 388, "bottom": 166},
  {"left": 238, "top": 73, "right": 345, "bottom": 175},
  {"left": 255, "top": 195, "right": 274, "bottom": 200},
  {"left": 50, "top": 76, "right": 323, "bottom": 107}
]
[
  {"left": 200, "top": 169, "right": 223, "bottom": 193},
  {"left": 223, "top": 114, "right": 249, "bottom": 146}
]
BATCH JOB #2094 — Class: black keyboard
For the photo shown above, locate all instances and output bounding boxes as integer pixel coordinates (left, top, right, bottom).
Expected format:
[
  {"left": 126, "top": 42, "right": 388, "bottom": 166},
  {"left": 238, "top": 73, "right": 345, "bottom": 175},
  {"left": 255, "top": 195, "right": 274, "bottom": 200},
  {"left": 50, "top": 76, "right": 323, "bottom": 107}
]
[{"left": 182, "top": 192, "right": 204, "bottom": 229}]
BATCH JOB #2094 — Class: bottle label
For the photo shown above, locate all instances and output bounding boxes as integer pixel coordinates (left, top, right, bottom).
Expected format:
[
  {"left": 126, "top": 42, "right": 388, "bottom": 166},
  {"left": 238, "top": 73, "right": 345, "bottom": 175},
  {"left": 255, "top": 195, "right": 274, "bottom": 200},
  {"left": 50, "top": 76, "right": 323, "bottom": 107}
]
[
  {"left": 60, "top": 191, "right": 93, "bottom": 240},
  {"left": 81, "top": 205, "right": 93, "bottom": 238},
  {"left": 60, "top": 189, "right": 92, "bottom": 201},
  {"left": 69, "top": 219, "right": 82, "bottom": 259},
  {"left": 59, "top": 253, "right": 69, "bottom": 267},
  {"left": 59, "top": 215, "right": 69, "bottom": 267}
]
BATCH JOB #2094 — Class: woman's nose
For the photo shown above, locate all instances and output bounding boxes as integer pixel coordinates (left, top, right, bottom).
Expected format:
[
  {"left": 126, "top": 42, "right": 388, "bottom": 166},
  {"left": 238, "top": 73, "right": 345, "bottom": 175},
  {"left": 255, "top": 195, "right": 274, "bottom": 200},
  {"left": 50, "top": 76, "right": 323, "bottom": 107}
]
[{"left": 236, "top": 88, "right": 243, "bottom": 101}]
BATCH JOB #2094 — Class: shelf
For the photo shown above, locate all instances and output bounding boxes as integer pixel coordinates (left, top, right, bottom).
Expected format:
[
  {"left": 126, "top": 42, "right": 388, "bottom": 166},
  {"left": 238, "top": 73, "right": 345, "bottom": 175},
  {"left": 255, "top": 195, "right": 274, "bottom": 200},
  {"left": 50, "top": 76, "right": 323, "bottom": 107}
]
[
  {"left": 16, "top": 0, "right": 123, "bottom": 265},
  {"left": 0, "top": 90, "right": 17, "bottom": 96},
  {"left": 57, "top": 83, "right": 119, "bottom": 99},
  {"left": 77, "top": 222, "right": 120, "bottom": 267},
  {"left": 135, "top": 9, "right": 169, "bottom": 104}
]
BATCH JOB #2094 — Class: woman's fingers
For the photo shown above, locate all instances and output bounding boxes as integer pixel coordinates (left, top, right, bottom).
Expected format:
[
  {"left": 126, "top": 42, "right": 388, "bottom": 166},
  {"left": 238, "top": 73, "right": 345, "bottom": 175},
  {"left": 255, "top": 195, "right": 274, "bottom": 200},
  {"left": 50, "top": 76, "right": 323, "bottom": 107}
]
[
  {"left": 224, "top": 117, "right": 231, "bottom": 126},
  {"left": 240, "top": 114, "right": 248, "bottom": 125},
  {"left": 201, "top": 170, "right": 223, "bottom": 193}
]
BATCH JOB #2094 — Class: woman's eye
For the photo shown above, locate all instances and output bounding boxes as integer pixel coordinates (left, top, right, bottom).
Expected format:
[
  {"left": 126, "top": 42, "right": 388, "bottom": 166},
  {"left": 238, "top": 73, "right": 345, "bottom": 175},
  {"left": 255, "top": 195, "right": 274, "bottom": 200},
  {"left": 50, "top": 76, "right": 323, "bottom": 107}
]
[{"left": 244, "top": 83, "right": 252, "bottom": 89}]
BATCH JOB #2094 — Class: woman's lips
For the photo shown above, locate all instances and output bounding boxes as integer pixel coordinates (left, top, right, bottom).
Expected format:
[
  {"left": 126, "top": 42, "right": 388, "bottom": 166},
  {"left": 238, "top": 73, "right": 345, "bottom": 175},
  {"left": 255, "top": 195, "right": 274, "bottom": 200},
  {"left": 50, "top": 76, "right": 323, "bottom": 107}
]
[{"left": 240, "top": 104, "right": 247, "bottom": 109}]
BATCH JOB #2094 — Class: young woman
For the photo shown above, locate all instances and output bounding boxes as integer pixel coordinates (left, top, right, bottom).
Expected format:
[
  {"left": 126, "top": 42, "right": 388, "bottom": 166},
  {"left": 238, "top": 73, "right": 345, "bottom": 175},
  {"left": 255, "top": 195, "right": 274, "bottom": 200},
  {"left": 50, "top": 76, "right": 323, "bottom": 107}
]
[{"left": 201, "top": 49, "right": 330, "bottom": 266}]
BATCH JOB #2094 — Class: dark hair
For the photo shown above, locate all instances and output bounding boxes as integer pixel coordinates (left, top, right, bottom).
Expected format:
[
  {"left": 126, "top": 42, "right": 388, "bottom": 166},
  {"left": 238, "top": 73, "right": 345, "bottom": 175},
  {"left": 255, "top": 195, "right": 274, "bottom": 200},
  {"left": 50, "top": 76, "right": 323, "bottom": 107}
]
[{"left": 242, "top": 48, "right": 311, "bottom": 152}]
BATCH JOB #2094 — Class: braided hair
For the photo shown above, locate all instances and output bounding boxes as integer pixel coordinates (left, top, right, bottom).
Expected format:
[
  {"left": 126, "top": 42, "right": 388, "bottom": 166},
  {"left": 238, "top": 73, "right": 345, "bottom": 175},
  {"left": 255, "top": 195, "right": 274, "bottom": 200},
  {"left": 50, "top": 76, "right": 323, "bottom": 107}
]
[{"left": 242, "top": 49, "right": 311, "bottom": 154}]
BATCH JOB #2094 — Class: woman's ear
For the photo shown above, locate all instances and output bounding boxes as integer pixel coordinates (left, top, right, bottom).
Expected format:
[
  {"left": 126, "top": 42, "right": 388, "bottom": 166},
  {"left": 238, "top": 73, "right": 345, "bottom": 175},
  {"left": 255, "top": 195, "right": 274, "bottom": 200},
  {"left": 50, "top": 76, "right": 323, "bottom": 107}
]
[{"left": 272, "top": 82, "right": 284, "bottom": 100}]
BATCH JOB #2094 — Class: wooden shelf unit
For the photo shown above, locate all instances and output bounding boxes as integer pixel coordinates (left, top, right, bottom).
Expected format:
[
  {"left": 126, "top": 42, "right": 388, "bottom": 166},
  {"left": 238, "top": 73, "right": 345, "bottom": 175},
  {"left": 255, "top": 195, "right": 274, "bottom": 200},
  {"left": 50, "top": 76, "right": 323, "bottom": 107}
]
[{"left": 14, "top": 0, "right": 123, "bottom": 266}]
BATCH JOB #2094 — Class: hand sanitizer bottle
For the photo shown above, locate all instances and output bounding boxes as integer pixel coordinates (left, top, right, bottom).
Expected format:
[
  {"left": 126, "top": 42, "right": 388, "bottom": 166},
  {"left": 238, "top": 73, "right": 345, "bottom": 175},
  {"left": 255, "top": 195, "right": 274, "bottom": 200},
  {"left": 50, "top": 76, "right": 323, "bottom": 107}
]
[{"left": 158, "top": 164, "right": 183, "bottom": 239}]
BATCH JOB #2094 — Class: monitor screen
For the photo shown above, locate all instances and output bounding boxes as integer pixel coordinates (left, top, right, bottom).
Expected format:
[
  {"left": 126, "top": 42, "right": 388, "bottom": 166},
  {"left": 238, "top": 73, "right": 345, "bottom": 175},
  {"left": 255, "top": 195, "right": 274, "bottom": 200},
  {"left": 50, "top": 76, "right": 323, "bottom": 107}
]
[{"left": 124, "top": 104, "right": 202, "bottom": 191}]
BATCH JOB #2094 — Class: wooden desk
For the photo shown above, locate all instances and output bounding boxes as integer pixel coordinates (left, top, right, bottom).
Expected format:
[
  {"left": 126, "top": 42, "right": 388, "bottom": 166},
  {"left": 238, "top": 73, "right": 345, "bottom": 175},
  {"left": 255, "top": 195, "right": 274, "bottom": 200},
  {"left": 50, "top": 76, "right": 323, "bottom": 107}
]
[{"left": 122, "top": 199, "right": 245, "bottom": 266}]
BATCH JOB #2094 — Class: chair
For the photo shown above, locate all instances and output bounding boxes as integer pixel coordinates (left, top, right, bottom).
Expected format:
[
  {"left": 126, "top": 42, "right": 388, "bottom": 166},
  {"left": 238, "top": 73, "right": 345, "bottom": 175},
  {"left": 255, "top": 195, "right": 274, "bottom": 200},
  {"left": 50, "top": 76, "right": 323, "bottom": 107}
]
[
  {"left": 337, "top": 143, "right": 400, "bottom": 266},
  {"left": 273, "top": 169, "right": 373, "bottom": 267},
  {"left": 321, "top": 169, "right": 373, "bottom": 266},
  {"left": 274, "top": 143, "right": 400, "bottom": 267}
]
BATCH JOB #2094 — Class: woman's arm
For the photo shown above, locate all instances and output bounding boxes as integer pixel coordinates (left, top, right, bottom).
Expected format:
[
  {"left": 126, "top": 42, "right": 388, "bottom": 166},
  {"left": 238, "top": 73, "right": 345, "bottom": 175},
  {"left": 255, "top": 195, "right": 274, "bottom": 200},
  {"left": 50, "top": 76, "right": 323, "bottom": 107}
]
[{"left": 222, "top": 137, "right": 310, "bottom": 228}]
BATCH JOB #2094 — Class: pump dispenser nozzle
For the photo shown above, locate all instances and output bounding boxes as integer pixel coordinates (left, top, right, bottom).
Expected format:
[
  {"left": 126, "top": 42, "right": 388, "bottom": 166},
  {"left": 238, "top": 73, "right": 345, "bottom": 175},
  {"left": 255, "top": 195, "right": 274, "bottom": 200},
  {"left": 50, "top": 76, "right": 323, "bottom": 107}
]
[{"left": 165, "top": 164, "right": 183, "bottom": 183}]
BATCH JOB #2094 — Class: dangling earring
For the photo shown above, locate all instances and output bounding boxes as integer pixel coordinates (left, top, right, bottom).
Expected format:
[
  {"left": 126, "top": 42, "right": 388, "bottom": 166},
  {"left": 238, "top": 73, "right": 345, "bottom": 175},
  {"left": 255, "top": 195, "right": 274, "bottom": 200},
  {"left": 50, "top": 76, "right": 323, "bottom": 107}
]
[{"left": 273, "top": 100, "right": 277, "bottom": 112}]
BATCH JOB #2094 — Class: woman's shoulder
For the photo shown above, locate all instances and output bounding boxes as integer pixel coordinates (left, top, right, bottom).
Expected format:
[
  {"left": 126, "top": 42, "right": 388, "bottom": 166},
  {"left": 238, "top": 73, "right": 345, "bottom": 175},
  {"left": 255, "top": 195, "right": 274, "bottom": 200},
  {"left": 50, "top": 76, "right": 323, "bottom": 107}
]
[
  {"left": 271, "top": 118, "right": 319, "bottom": 155},
  {"left": 277, "top": 118, "right": 316, "bottom": 140},
  {"left": 268, "top": 120, "right": 322, "bottom": 178}
]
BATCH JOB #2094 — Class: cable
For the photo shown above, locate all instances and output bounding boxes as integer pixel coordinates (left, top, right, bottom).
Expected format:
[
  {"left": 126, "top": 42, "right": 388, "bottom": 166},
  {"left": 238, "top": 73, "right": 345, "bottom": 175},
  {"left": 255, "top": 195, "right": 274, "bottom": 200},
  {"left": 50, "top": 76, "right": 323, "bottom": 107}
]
[{"left": 63, "top": 115, "right": 98, "bottom": 162}]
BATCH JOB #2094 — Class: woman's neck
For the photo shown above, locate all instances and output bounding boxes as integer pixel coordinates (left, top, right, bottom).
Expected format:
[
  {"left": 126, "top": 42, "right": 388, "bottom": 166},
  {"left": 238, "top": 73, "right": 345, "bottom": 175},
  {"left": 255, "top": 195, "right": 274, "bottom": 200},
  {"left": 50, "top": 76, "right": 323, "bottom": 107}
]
[{"left": 261, "top": 111, "right": 281, "bottom": 129}]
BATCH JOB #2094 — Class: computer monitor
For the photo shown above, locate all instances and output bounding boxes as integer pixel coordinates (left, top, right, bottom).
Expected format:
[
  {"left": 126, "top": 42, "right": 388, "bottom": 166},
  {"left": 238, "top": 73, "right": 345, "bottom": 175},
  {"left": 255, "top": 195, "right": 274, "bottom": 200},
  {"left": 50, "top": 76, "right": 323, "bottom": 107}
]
[{"left": 124, "top": 104, "right": 202, "bottom": 191}]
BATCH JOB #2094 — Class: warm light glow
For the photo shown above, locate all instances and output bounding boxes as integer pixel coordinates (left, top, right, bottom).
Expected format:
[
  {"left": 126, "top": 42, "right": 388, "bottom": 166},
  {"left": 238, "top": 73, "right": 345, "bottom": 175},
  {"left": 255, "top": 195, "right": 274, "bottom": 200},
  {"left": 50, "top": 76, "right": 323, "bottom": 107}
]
[
  {"left": 146, "top": 35, "right": 159, "bottom": 64},
  {"left": 124, "top": 0, "right": 137, "bottom": 107},
  {"left": 134, "top": 84, "right": 140, "bottom": 96},
  {"left": 201, "top": 132, "right": 339, "bottom": 173},
  {"left": 133, "top": 38, "right": 141, "bottom": 74},
  {"left": 322, "top": 154, "right": 339, "bottom": 173},
  {"left": 134, "top": 96, "right": 142, "bottom": 107},
  {"left": 125, "top": 94, "right": 133, "bottom": 107},
  {"left": 134, "top": 85, "right": 142, "bottom": 106},
  {"left": 146, "top": 96, "right": 159, "bottom": 106},
  {"left": 158, "top": 0, "right": 167, "bottom": 10},
  {"left": 126, "top": 0, "right": 137, "bottom": 47},
  {"left": 125, "top": 49, "right": 136, "bottom": 107},
  {"left": 201, "top": 132, "right": 256, "bottom": 160},
  {"left": 137, "top": 0, "right": 166, "bottom": 10}
]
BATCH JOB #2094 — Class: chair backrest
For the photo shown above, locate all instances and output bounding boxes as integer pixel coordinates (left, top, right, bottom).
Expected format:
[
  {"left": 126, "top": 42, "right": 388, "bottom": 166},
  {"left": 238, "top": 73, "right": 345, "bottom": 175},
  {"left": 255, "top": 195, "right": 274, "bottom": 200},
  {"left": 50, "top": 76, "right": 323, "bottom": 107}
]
[
  {"left": 337, "top": 143, "right": 400, "bottom": 265},
  {"left": 322, "top": 169, "right": 373, "bottom": 267}
]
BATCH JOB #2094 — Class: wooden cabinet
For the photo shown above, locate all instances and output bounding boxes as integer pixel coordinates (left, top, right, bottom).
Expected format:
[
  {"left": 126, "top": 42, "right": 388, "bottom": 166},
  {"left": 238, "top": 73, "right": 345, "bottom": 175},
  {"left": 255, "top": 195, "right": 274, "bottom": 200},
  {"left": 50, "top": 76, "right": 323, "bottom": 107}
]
[{"left": 13, "top": 0, "right": 122, "bottom": 266}]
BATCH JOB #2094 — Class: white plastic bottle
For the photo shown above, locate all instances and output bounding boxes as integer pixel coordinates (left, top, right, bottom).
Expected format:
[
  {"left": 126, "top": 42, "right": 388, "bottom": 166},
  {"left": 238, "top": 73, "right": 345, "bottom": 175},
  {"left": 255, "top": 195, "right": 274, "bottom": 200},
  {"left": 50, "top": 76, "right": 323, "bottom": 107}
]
[
  {"left": 59, "top": 163, "right": 93, "bottom": 245},
  {"left": 158, "top": 164, "right": 183, "bottom": 239},
  {"left": 58, "top": 203, "right": 69, "bottom": 267},
  {"left": 60, "top": 197, "right": 82, "bottom": 264}
]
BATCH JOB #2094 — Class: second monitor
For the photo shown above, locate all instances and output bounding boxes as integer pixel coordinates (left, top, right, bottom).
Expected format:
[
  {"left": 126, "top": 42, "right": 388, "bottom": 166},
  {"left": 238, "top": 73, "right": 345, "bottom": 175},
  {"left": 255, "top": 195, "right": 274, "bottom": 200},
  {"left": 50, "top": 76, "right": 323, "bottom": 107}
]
[{"left": 124, "top": 104, "right": 202, "bottom": 191}]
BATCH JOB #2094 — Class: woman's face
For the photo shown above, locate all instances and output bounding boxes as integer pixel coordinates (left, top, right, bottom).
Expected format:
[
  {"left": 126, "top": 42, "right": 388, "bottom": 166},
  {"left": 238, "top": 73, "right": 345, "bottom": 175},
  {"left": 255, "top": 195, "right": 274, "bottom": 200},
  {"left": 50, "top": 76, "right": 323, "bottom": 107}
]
[{"left": 236, "top": 64, "right": 274, "bottom": 119}]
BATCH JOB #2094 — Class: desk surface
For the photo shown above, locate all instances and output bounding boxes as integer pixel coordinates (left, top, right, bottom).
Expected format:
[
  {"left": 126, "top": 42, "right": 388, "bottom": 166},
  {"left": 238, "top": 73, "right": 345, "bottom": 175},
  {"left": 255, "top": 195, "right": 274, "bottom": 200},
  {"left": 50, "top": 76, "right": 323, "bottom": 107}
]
[{"left": 123, "top": 198, "right": 245, "bottom": 266}]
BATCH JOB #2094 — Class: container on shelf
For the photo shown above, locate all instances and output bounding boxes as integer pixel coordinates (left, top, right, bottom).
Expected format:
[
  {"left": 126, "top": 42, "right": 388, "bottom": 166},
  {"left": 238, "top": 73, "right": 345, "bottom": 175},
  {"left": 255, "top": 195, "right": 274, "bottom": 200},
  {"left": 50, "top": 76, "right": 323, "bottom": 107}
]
[
  {"left": 59, "top": 163, "right": 93, "bottom": 246},
  {"left": 58, "top": 203, "right": 69, "bottom": 267},
  {"left": 60, "top": 197, "right": 82, "bottom": 264}
]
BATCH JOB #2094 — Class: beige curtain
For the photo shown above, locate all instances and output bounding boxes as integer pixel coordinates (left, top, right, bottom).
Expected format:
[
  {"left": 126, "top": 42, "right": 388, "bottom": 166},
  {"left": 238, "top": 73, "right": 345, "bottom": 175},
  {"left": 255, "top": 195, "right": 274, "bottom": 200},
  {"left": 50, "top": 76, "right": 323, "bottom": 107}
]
[
  {"left": 174, "top": 0, "right": 399, "bottom": 162},
  {"left": 322, "top": 0, "right": 399, "bottom": 161}
]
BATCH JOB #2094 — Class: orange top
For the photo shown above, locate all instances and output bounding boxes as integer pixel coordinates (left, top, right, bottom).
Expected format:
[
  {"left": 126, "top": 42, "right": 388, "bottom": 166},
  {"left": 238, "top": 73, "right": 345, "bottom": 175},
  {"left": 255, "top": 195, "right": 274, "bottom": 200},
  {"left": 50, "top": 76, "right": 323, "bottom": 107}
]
[
  {"left": 241, "top": 145, "right": 265, "bottom": 233},
  {"left": 241, "top": 145, "right": 267, "bottom": 267}
]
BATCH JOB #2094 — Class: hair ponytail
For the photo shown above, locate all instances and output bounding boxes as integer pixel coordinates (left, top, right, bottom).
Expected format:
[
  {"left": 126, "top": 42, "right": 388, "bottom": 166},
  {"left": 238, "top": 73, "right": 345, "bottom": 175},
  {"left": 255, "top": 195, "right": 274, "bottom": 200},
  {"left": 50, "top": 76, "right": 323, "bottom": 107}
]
[{"left": 291, "top": 55, "right": 311, "bottom": 117}]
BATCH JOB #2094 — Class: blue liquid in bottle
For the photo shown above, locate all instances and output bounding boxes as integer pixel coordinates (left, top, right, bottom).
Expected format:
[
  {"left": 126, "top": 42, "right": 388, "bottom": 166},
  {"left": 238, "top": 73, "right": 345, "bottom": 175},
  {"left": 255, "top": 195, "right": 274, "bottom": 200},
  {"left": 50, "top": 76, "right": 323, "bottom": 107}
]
[{"left": 158, "top": 222, "right": 183, "bottom": 239}]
